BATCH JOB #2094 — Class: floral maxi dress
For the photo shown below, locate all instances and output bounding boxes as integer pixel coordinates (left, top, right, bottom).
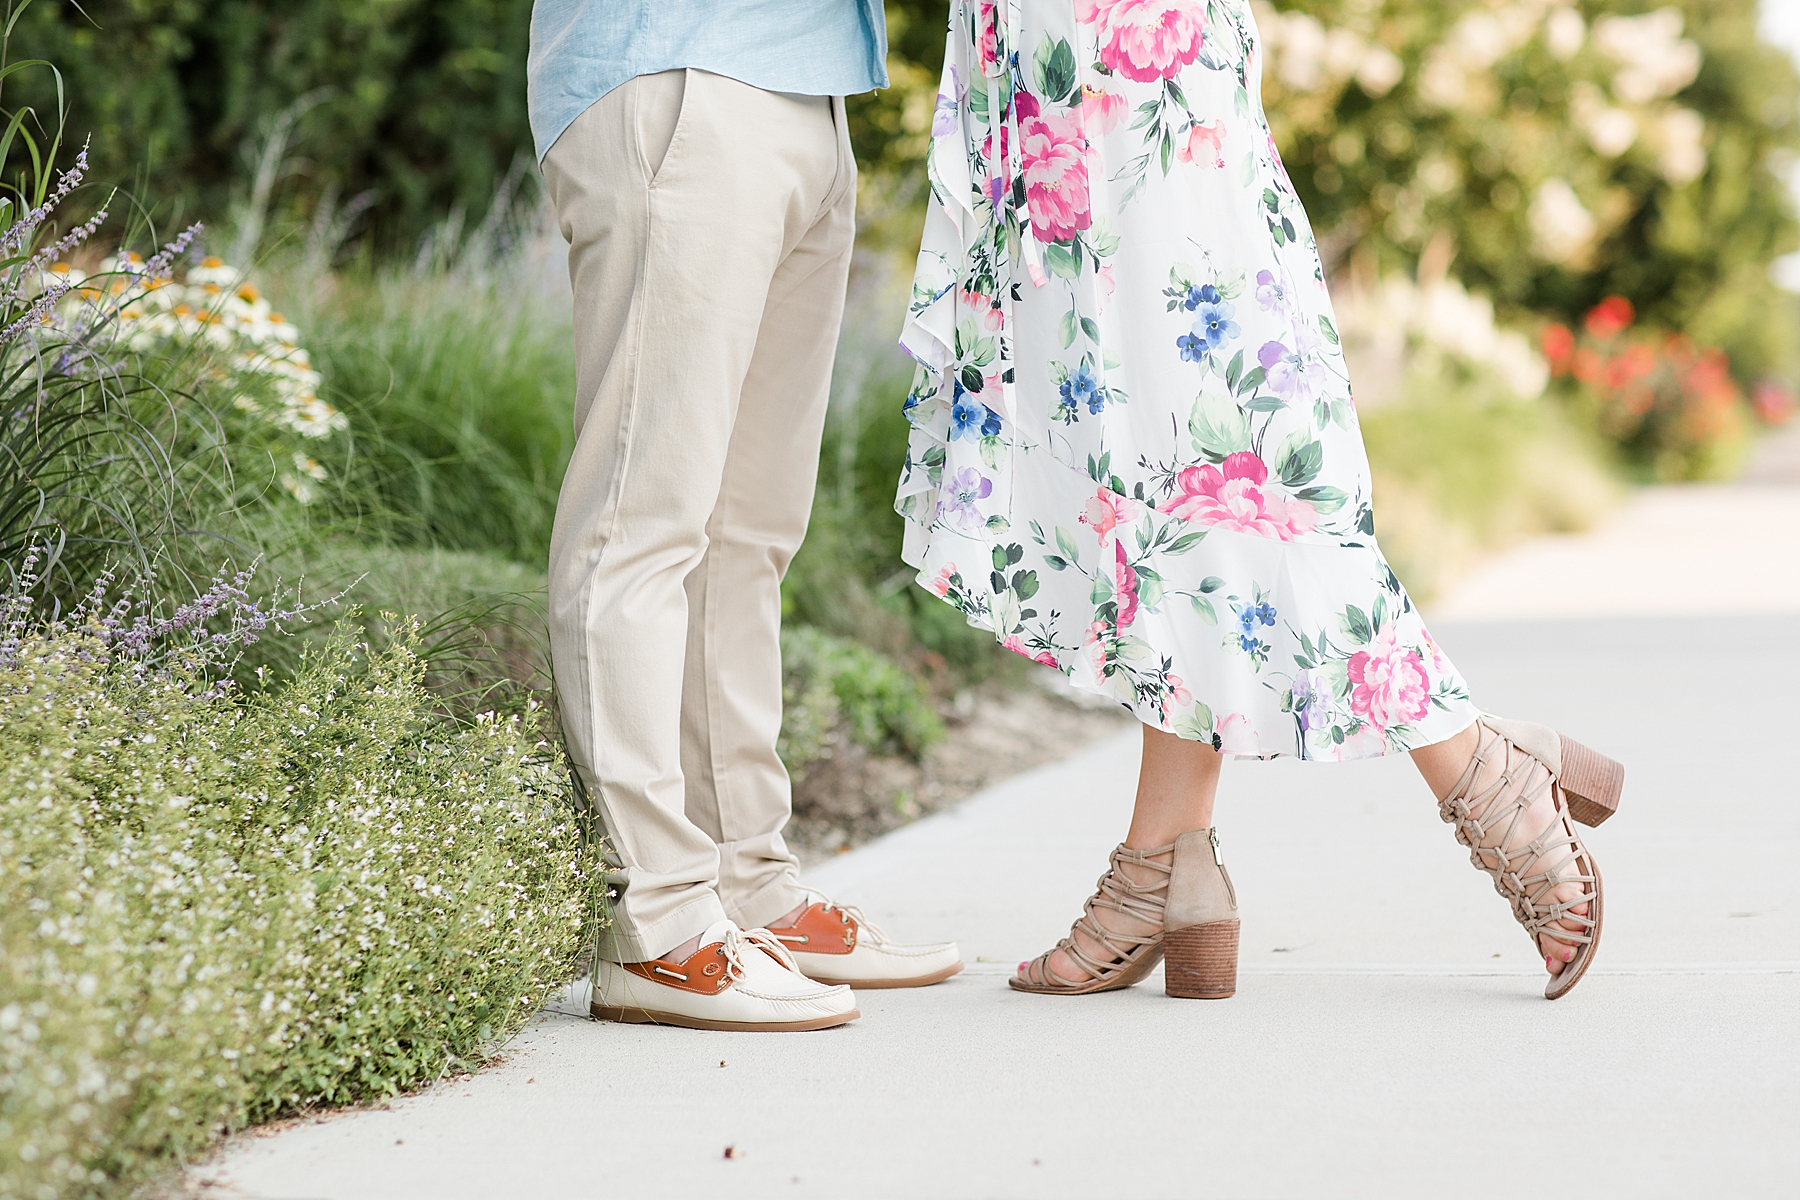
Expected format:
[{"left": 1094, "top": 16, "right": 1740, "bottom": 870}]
[{"left": 896, "top": 0, "right": 1481, "bottom": 760}]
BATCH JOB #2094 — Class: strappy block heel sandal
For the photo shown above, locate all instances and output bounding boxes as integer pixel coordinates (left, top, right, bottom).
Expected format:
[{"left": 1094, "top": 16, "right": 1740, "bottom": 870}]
[
  {"left": 1439, "top": 716, "right": 1625, "bottom": 1000},
  {"left": 1010, "top": 841, "right": 1173, "bottom": 995},
  {"left": 1011, "top": 828, "right": 1242, "bottom": 998}
]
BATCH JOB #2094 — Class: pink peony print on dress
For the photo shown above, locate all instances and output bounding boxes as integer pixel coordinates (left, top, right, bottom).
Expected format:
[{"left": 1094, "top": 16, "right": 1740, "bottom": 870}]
[
  {"left": 1076, "top": 0, "right": 1207, "bottom": 83},
  {"left": 1080, "top": 86, "right": 1128, "bottom": 135},
  {"left": 1216, "top": 712, "right": 1260, "bottom": 755},
  {"left": 1176, "top": 119, "right": 1226, "bottom": 167},
  {"left": 1114, "top": 539, "right": 1142, "bottom": 627},
  {"left": 1020, "top": 111, "right": 1092, "bottom": 244},
  {"left": 1002, "top": 634, "right": 1061, "bottom": 667},
  {"left": 1347, "top": 624, "right": 1433, "bottom": 731},
  {"left": 1157, "top": 451, "right": 1318, "bottom": 541},
  {"left": 1080, "top": 486, "right": 1140, "bottom": 546}
]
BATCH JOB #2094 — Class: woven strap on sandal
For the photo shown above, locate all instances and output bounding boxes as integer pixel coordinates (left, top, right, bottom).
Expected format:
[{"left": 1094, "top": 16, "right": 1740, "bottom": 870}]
[
  {"left": 1022, "top": 842, "right": 1174, "bottom": 988},
  {"left": 1438, "top": 722, "right": 1598, "bottom": 952}
]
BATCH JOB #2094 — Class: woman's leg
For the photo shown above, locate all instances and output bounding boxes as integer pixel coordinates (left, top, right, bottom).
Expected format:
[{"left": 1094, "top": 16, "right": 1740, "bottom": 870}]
[
  {"left": 1026, "top": 724, "right": 1224, "bottom": 984},
  {"left": 1411, "top": 722, "right": 1590, "bottom": 976}
]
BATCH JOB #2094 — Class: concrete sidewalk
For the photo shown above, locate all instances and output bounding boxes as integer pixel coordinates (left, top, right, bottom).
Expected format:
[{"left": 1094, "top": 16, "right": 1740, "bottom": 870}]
[{"left": 193, "top": 613, "right": 1800, "bottom": 1199}]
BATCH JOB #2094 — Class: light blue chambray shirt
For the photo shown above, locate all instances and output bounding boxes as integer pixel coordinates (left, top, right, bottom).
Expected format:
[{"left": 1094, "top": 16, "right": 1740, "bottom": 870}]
[{"left": 527, "top": 1, "right": 890, "bottom": 161}]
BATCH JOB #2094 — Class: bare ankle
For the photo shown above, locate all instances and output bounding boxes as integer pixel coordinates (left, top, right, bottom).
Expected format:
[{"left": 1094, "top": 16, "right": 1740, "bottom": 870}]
[
  {"left": 660, "top": 933, "right": 703, "bottom": 963},
  {"left": 766, "top": 901, "right": 808, "bottom": 929}
]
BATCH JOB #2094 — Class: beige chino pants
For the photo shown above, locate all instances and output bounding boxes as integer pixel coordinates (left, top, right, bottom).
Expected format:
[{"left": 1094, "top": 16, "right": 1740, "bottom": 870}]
[{"left": 542, "top": 70, "right": 856, "bottom": 962}]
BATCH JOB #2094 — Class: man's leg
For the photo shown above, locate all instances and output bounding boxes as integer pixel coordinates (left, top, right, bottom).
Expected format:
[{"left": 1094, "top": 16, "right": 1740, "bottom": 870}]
[
  {"left": 543, "top": 70, "right": 845, "bottom": 962},
  {"left": 679, "top": 99, "right": 859, "bottom": 931}
]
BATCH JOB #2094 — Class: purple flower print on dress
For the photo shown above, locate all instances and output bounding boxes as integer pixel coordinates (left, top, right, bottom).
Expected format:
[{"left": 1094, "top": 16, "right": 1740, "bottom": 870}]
[
  {"left": 938, "top": 466, "right": 994, "bottom": 530},
  {"left": 1258, "top": 339, "right": 1319, "bottom": 405},
  {"left": 1254, "top": 269, "right": 1286, "bottom": 314},
  {"left": 933, "top": 69, "right": 961, "bottom": 138},
  {"left": 1290, "top": 668, "right": 1329, "bottom": 733}
]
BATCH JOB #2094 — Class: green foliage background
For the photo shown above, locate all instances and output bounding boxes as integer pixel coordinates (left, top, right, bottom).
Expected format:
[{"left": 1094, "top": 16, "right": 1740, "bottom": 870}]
[
  {"left": 8, "top": 0, "right": 536, "bottom": 250},
  {"left": 11, "top": 0, "right": 1796, "bottom": 381},
  {"left": 1261, "top": 0, "right": 1800, "bottom": 381},
  {"left": 4, "top": 0, "right": 951, "bottom": 251}
]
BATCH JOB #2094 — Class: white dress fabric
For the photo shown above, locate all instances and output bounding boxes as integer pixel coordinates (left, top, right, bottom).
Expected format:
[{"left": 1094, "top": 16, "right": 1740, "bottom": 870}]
[{"left": 897, "top": 0, "right": 1480, "bottom": 759}]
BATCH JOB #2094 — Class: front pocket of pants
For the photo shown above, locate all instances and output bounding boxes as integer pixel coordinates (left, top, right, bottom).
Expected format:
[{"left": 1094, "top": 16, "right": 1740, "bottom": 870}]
[{"left": 636, "top": 68, "right": 690, "bottom": 186}]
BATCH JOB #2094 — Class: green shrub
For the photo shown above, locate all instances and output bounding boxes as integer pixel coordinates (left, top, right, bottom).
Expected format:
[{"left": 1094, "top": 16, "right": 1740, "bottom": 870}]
[
  {"left": 1361, "top": 366, "right": 1619, "bottom": 599},
  {"left": 779, "top": 625, "right": 943, "bottom": 775},
  {"left": 0, "top": 594, "right": 600, "bottom": 1198}
]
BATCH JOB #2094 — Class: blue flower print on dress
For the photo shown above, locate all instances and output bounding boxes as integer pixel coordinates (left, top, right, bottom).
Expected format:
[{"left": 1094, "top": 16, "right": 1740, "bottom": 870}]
[
  {"left": 1229, "top": 595, "right": 1276, "bottom": 663},
  {"left": 1173, "top": 284, "right": 1239, "bottom": 359},
  {"left": 1058, "top": 361, "right": 1107, "bottom": 416},
  {"left": 1191, "top": 292, "right": 1240, "bottom": 350},
  {"left": 950, "top": 387, "right": 1002, "bottom": 440}
]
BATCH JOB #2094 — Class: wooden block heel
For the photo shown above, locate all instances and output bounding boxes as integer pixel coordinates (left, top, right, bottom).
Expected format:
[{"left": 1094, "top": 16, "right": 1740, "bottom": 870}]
[
  {"left": 1163, "top": 920, "right": 1239, "bottom": 999},
  {"left": 1558, "top": 735, "right": 1625, "bottom": 827}
]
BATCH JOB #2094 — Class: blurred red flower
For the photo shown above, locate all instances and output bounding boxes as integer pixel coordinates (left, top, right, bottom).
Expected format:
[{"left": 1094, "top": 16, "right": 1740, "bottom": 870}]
[
  {"left": 1751, "top": 379, "right": 1797, "bottom": 426},
  {"left": 1583, "top": 295, "right": 1635, "bottom": 340},
  {"left": 1540, "top": 322, "right": 1576, "bottom": 374}
]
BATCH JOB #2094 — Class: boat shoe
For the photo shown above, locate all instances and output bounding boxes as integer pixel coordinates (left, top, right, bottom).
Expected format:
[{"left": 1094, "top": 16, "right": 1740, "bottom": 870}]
[
  {"left": 591, "top": 918, "right": 859, "bottom": 1031},
  {"left": 769, "top": 894, "right": 963, "bottom": 988}
]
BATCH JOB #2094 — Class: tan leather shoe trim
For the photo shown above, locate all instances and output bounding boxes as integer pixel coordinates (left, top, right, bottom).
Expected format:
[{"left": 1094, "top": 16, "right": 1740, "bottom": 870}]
[
  {"left": 589, "top": 1002, "right": 861, "bottom": 1032},
  {"left": 825, "top": 960, "right": 964, "bottom": 989},
  {"left": 767, "top": 902, "right": 858, "bottom": 957},
  {"left": 620, "top": 942, "right": 734, "bottom": 995}
]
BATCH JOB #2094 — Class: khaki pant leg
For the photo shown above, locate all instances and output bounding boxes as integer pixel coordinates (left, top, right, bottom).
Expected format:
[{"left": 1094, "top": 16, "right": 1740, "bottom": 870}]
[
  {"left": 680, "top": 99, "right": 858, "bottom": 930},
  {"left": 542, "top": 70, "right": 843, "bottom": 962}
]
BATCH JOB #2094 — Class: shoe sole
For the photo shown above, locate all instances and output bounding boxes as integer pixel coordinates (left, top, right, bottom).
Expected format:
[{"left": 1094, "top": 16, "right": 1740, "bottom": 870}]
[
  {"left": 590, "top": 1003, "right": 861, "bottom": 1032},
  {"left": 803, "top": 960, "right": 965, "bottom": 989}
]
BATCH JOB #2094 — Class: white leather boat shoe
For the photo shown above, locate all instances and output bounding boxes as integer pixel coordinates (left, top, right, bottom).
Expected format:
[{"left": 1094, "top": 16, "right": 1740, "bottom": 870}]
[
  {"left": 591, "top": 919, "right": 859, "bottom": 1032},
  {"left": 769, "top": 894, "right": 963, "bottom": 988}
]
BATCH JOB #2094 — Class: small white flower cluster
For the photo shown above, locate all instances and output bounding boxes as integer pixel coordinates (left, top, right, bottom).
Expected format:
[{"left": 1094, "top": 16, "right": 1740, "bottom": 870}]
[
  {"left": 44, "top": 254, "right": 346, "bottom": 503},
  {"left": 1415, "top": 4, "right": 1556, "bottom": 109},
  {"left": 1338, "top": 273, "right": 1549, "bottom": 405},
  {"left": 1254, "top": 5, "right": 1404, "bottom": 98},
  {"left": 1529, "top": 177, "right": 1599, "bottom": 267},
  {"left": 1560, "top": 8, "right": 1705, "bottom": 187},
  {"left": 1258, "top": 1, "right": 1709, "bottom": 271},
  {"left": 1405, "top": 1, "right": 1706, "bottom": 190}
]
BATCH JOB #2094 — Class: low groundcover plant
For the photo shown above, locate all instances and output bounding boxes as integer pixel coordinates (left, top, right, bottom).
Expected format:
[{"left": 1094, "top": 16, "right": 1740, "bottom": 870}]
[{"left": 0, "top": 559, "right": 602, "bottom": 1199}]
